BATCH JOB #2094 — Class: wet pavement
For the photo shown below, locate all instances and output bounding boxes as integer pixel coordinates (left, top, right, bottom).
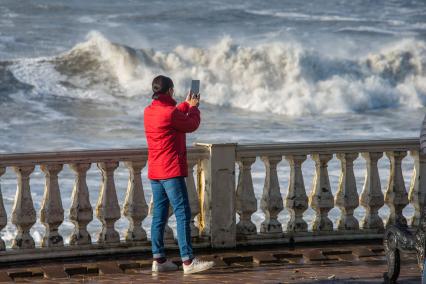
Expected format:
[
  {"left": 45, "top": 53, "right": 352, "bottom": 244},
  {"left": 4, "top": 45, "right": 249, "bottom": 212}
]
[{"left": 0, "top": 242, "right": 421, "bottom": 283}]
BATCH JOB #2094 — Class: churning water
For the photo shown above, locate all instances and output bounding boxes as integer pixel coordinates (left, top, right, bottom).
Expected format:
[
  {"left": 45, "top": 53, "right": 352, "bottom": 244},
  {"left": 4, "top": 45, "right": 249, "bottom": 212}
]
[{"left": 1, "top": 0, "right": 426, "bottom": 246}]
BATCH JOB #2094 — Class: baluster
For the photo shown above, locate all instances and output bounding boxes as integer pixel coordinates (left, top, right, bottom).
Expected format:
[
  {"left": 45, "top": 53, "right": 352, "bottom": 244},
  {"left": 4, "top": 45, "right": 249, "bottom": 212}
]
[
  {"left": 260, "top": 155, "right": 283, "bottom": 234},
  {"left": 285, "top": 154, "right": 308, "bottom": 232},
  {"left": 96, "top": 162, "right": 121, "bottom": 244},
  {"left": 309, "top": 154, "right": 334, "bottom": 232},
  {"left": 0, "top": 167, "right": 7, "bottom": 250},
  {"left": 360, "top": 152, "right": 384, "bottom": 231},
  {"left": 40, "top": 164, "right": 64, "bottom": 247},
  {"left": 11, "top": 165, "right": 36, "bottom": 249},
  {"left": 69, "top": 163, "right": 93, "bottom": 245},
  {"left": 385, "top": 151, "right": 408, "bottom": 227},
  {"left": 409, "top": 151, "right": 426, "bottom": 227},
  {"left": 149, "top": 196, "right": 174, "bottom": 241},
  {"left": 186, "top": 158, "right": 201, "bottom": 238},
  {"left": 236, "top": 156, "right": 257, "bottom": 236},
  {"left": 335, "top": 153, "right": 359, "bottom": 230},
  {"left": 123, "top": 161, "right": 148, "bottom": 242}
]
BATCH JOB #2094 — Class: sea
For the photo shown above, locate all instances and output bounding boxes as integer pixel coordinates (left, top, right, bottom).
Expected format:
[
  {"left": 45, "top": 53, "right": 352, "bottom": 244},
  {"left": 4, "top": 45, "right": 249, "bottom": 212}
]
[{"left": 0, "top": 0, "right": 426, "bottom": 247}]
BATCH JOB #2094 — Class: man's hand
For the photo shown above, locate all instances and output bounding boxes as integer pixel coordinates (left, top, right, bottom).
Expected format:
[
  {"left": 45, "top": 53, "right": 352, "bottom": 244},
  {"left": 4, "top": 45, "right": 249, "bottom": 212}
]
[{"left": 186, "top": 91, "right": 200, "bottom": 107}]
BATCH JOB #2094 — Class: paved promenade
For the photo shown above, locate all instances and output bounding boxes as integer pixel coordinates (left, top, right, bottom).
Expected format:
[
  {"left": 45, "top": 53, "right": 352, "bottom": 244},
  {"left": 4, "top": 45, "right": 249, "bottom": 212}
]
[{"left": 0, "top": 241, "right": 421, "bottom": 283}]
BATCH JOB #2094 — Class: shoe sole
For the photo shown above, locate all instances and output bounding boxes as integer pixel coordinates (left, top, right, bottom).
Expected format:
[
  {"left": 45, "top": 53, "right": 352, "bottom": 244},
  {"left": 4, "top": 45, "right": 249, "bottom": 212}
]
[
  {"left": 183, "top": 263, "right": 214, "bottom": 275},
  {"left": 152, "top": 265, "right": 179, "bottom": 273},
  {"left": 152, "top": 267, "right": 179, "bottom": 272}
]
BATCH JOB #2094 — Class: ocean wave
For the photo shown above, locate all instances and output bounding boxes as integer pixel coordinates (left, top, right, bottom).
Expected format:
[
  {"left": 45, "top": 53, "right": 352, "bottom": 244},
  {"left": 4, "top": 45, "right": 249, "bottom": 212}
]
[
  {"left": 336, "top": 26, "right": 400, "bottom": 35},
  {"left": 3, "top": 31, "right": 426, "bottom": 116},
  {"left": 245, "top": 10, "right": 368, "bottom": 22}
]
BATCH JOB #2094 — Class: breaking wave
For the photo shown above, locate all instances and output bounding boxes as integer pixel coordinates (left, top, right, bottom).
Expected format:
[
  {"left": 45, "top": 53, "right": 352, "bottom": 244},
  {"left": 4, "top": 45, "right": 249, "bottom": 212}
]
[{"left": 3, "top": 31, "right": 426, "bottom": 116}]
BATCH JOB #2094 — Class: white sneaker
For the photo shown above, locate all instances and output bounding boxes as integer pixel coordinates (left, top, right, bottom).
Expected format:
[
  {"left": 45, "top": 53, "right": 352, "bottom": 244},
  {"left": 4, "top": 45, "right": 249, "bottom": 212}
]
[
  {"left": 152, "top": 260, "right": 179, "bottom": 272},
  {"left": 183, "top": 258, "right": 214, "bottom": 274}
]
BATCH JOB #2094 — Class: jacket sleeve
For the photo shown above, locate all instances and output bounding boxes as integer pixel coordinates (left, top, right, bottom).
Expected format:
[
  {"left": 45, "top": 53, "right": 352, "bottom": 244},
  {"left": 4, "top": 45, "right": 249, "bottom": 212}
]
[
  {"left": 171, "top": 106, "right": 201, "bottom": 133},
  {"left": 176, "top": 101, "right": 190, "bottom": 114}
]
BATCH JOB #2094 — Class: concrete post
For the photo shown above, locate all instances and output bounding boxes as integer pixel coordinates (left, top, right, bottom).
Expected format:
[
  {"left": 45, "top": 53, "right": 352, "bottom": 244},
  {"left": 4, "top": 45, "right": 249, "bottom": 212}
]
[
  {"left": 186, "top": 157, "right": 201, "bottom": 238},
  {"left": 69, "top": 163, "right": 93, "bottom": 245},
  {"left": 385, "top": 151, "right": 408, "bottom": 228},
  {"left": 123, "top": 160, "right": 148, "bottom": 242},
  {"left": 40, "top": 163, "right": 64, "bottom": 247},
  {"left": 197, "top": 143, "right": 237, "bottom": 248},
  {"left": 285, "top": 154, "right": 308, "bottom": 232},
  {"left": 360, "top": 152, "right": 384, "bottom": 231},
  {"left": 335, "top": 153, "right": 359, "bottom": 231},
  {"left": 409, "top": 151, "right": 426, "bottom": 227},
  {"left": 236, "top": 156, "right": 257, "bottom": 237},
  {"left": 309, "top": 154, "right": 334, "bottom": 232},
  {"left": 96, "top": 162, "right": 121, "bottom": 244},
  {"left": 0, "top": 167, "right": 6, "bottom": 251},
  {"left": 260, "top": 155, "right": 284, "bottom": 234},
  {"left": 12, "top": 165, "right": 36, "bottom": 249}
]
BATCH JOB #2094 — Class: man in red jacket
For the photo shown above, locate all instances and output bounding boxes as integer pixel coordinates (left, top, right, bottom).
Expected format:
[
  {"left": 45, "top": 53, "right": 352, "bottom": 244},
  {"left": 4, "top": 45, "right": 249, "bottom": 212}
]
[{"left": 144, "top": 75, "right": 214, "bottom": 274}]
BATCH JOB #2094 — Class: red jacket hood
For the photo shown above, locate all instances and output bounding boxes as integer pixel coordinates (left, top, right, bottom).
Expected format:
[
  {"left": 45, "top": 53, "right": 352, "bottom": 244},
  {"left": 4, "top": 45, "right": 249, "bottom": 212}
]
[{"left": 152, "top": 93, "right": 177, "bottom": 107}]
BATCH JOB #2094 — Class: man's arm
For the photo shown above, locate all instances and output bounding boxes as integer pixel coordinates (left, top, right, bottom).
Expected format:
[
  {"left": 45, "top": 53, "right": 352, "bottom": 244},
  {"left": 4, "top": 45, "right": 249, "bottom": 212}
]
[
  {"left": 176, "top": 101, "right": 190, "bottom": 114},
  {"left": 171, "top": 106, "right": 200, "bottom": 133}
]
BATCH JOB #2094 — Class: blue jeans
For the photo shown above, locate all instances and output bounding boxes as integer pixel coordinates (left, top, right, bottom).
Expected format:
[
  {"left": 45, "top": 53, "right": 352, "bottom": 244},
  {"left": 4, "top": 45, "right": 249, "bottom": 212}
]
[{"left": 150, "top": 177, "right": 193, "bottom": 261}]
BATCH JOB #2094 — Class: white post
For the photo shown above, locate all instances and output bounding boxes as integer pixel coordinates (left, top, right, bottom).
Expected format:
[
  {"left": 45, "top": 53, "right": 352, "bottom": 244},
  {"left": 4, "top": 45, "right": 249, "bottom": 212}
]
[
  {"left": 69, "top": 163, "right": 93, "bottom": 245},
  {"left": 285, "top": 154, "right": 308, "bottom": 232},
  {"left": 260, "top": 155, "right": 284, "bottom": 235},
  {"left": 0, "top": 167, "right": 7, "bottom": 250},
  {"left": 186, "top": 157, "right": 201, "bottom": 238},
  {"left": 197, "top": 143, "right": 237, "bottom": 248},
  {"left": 360, "top": 152, "right": 384, "bottom": 231},
  {"left": 309, "top": 154, "right": 334, "bottom": 232},
  {"left": 409, "top": 151, "right": 426, "bottom": 227},
  {"left": 236, "top": 156, "right": 257, "bottom": 236},
  {"left": 385, "top": 151, "right": 408, "bottom": 227},
  {"left": 123, "top": 161, "right": 148, "bottom": 242},
  {"left": 12, "top": 165, "right": 36, "bottom": 249},
  {"left": 96, "top": 162, "right": 121, "bottom": 244},
  {"left": 335, "top": 153, "right": 359, "bottom": 230},
  {"left": 40, "top": 164, "right": 64, "bottom": 247}
]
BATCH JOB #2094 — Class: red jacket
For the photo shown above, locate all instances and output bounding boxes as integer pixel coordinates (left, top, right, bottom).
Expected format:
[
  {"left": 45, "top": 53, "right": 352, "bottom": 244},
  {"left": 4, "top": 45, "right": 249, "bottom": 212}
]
[{"left": 144, "top": 93, "right": 201, "bottom": 180}]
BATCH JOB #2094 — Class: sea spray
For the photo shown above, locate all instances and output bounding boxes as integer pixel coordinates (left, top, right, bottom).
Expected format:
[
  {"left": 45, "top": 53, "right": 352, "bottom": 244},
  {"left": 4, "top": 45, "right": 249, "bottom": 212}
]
[{"left": 4, "top": 31, "right": 426, "bottom": 116}]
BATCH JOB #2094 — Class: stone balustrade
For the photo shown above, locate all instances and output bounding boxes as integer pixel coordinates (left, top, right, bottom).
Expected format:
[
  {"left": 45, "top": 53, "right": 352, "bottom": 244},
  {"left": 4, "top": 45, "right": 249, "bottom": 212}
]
[
  {"left": 232, "top": 139, "right": 423, "bottom": 244},
  {"left": 0, "top": 147, "right": 209, "bottom": 262},
  {"left": 0, "top": 138, "right": 423, "bottom": 262}
]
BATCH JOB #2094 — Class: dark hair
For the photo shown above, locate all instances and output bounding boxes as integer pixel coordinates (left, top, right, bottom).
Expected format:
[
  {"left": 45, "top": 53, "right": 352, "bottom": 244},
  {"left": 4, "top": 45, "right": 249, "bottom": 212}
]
[{"left": 152, "top": 75, "right": 174, "bottom": 99}]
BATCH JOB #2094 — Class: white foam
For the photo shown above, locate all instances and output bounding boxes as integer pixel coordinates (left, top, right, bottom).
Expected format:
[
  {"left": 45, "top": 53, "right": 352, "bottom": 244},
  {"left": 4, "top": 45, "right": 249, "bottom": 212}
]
[
  {"left": 245, "top": 9, "right": 367, "bottom": 22},
  {"left": 7, "top": 32, "right": 426, "bottom": 116},
  {"left": 77, "top": 16, "right": 97, "bottom": 24}
]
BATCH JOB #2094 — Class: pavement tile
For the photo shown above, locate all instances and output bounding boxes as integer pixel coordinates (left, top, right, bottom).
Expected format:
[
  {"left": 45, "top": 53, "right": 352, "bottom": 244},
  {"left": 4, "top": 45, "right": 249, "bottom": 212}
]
[
  {"left": 118, "top": 262, "right": 140, "bottom": 273},
  {"left": 135, "top": 259, "right": 152, "bottom": 269},
  {"left": 63, "top": 265, "right": 88, "bottom": 277},
  {"left": 273, "top": 252, "right": 303, "bottom": 259},
  {"left": 252, "top": 252, "right": 279, "bottom": 265},
  {"left": 222, "top": 255, "right": 253, "bottom": 265},
  {"left": 0, "top": 271, "right": 12, "bottom": 283},
  {"left": 335, "top": 254, "right": 358, "bottom": 262},
  {"left": 97, "top": 261, "right": 123, "bottom": 275},
  {"left": 41, "top": 265, "right": 68, "bottom": 279},
  {"left": 7, "top": 269, "right": 33, "bottom": 280},
  {"left": 305, "top": 249, "right": 329, "bottom": 261},
  {"left": 352, "top": 247, "right": 376, "bottom": 257},
  {"left": 200, "top": 255, "right": 228, "bottom": 267}
]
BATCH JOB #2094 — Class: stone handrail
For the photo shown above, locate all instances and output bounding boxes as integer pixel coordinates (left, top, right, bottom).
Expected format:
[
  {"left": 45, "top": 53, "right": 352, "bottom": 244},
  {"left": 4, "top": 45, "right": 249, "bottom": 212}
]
[
  {"left": 0, "top": 138, "right": 423, "bottom": 262},
  {"left": 0, "top": 147, "right": 209, "bottom": 262},
  {"left": 195, "top": 138, "right": 423, "bottom": 247}
]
